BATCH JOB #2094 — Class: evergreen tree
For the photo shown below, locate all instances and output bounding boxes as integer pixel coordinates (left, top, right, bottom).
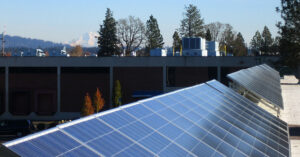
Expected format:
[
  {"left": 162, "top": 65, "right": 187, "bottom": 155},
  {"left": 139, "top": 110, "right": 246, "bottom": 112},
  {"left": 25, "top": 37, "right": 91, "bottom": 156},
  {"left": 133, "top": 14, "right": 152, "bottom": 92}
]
[
  {"left": 277, "top": 0, "right": 300, "bottom": 69},
  {"left": 261, "top": 26, "right": 274, "bottom": 55},
  {"left": 145, "top": 15, "right": 164, "bottom": 52},
  {"left": 250, "top": 31, "right": 263, "bottom": 55},
  {"left": 172, "top": 31, "right": 181, "bottom": 52},
  {"left": 114, "top": 80, "right": 122, "bottom": 107},
  {"left": 93, "top": 88, "right": 105, "bottom": 113},
  {"left": 270, "top": 36, "right": 280, "bottom": 55},
  {"left": 205, "top": 29, "right": 212, "bottom": 41},
  {"left": 233, "top": 32, "right": 247, "bottom": 56},
  {"left": 180, "top": 4, "right": 205, "bottom": 37},
  {"left": 98, "top": 8, "right": 119, "bottom": 56}
]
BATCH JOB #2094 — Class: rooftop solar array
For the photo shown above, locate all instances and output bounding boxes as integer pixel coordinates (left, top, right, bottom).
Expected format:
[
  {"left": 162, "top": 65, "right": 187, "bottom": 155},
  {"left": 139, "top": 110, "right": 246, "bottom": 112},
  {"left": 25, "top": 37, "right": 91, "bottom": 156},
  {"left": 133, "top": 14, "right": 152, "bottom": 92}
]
[
  {"left": 4, "top": 80, "right": 289, "bottom": 157},
  {"left": 227, "top": 64, "right": 283, "bottom": 109}
]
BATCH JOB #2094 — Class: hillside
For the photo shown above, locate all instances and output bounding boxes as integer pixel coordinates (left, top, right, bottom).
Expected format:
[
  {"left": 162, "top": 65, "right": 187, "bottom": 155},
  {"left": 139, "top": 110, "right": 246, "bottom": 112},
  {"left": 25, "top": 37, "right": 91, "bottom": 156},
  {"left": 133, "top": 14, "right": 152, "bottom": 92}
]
[{"left": 3, "top": 35, "right": 69, "bottom": 48}]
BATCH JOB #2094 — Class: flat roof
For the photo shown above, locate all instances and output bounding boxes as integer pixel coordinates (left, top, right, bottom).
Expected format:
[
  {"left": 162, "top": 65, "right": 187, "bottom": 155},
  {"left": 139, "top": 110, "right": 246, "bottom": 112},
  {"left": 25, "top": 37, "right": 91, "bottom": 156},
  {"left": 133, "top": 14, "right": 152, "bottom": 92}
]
[
  {"left": 280, "top": 75, "right": 300, "bottom": 126},
  {"left": 0, "top": 56, "right": 279, "bottom": 67}
]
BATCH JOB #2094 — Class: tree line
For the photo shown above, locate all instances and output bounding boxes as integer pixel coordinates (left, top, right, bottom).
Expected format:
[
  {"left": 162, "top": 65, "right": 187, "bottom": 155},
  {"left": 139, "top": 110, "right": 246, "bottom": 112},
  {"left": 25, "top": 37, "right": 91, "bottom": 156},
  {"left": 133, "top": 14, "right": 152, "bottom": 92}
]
[
  {"left": 97, "top": 2, "right": 299, "bottom": 59},
  {"left": 275, "top": 0, "right": 300, "bottom": 79},
  {"left": 97, "top": 5, "right": 253, "bottom": 57},
  {"left": 250, "top": 26, "right": 279, "bottom": 56},
  {"left": 98, "top": 8, "right": 164, "bottom": 57},
  {"left": 276, "top": 0, "right": 300, "bottom": 69},
  {"left": 81, "top": 0, "right": 300, "bottom": 115}
]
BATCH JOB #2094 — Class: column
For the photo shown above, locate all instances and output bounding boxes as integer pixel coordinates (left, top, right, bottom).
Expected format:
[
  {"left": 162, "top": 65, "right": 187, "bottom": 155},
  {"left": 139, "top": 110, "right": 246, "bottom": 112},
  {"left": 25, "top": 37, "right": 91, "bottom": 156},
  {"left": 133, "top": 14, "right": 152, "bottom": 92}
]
[
  {"left": 217, "top": 65, "right": 221, "bottom": 81},
  {"left": 5, "top": 66, "right": 9, "bottom": 114},
  {"left": 109, "top": 66, "right": 113, "bottom": 108},
  {"left": 163, "top": 66, "right": 166, "bottom": 93},
  {"left": 57, "top": 66, "right": 61, "bottom": 113}
]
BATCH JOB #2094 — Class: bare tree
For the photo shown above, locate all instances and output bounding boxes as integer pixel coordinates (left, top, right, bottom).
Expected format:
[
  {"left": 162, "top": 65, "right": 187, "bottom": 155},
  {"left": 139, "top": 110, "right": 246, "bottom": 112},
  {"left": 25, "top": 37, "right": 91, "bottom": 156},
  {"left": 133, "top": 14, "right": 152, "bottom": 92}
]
[
  {"left": 219, "top": 24, "right": 237, "bottom": 53},
  {"left": 117, "top": 16, "right": 145, "bottom": 56},
  {"left": 205, "top": 22, "right": 224, "bottom": 41},
  {"left": 220, "top": 24, "right": 236, "bottom": 44}
]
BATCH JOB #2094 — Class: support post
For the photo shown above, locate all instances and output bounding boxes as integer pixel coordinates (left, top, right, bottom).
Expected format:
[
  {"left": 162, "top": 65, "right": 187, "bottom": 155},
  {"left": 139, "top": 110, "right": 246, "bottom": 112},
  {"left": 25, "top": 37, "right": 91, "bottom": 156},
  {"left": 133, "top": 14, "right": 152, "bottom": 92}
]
[
  {"left": 57, "top": 66, "right": 61, "bottom": 113},
  {"left": 5, "top": 66, "right": 8, "bottom": 114},
  {"left": 163, "top": 65, "right": 166, "bottom": 93},
  {"left": 217, "top": 65, "right": 221, "bottom": 81},
  {"left": 109, "top": 66, "right": 113, "bottom": 108}
]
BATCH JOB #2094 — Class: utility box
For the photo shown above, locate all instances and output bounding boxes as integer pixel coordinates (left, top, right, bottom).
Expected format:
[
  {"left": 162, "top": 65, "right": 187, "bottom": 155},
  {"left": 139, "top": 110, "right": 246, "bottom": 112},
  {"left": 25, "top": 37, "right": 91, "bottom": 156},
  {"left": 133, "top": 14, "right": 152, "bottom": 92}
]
[
  {"left": 150, "top": 48, "right": 167, "bottom": 56},
  {"left": 206, "top": 41, "right": 220, "bottom": 56},
  {"left": 182, "top": 37, "right": 207, "bottom": 56}
]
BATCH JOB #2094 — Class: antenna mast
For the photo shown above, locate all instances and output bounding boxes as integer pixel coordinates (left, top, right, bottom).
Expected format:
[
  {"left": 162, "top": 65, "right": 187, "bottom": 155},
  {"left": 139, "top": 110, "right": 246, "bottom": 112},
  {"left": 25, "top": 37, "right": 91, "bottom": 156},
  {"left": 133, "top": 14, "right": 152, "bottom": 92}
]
[
  {"left": 1, "top": 33, "right": 5, "bottom": 56},
  {"left": 0, "top": 26, "right": 6, "bottom": 56}
]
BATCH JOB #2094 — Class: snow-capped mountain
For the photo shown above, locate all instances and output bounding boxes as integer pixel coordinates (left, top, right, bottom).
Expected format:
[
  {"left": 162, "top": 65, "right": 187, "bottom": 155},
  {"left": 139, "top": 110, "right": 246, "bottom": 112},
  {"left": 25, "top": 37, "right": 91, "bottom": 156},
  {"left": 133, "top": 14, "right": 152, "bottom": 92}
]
[{"left": 68, "top": 32, "right": 99, "bottom": 47}]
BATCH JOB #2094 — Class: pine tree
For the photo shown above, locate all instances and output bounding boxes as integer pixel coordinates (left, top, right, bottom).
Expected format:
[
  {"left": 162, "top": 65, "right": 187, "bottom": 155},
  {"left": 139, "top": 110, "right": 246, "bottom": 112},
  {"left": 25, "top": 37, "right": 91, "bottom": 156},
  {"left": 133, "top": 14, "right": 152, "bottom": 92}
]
[
  {"left": 98, "top": 8, "right": 119, "bottom": 56},
  {"left": 250, "top": 31, "right": 263, "bottom": 55},
  {"left": 261, "top": 26, "right": 274, "bottom": 55},
  {"left": 172, "top": 31, "right": 181, "bottom": 52},
  {"left": 277, "top": 0, "right": 300, "bottom": 69},
  {"left": 81, "top": 93, "right": 94, "bottom": 116},
  {"left": 145, "top": 15, "right": 164, "bottom": 52},
  {"left": 205, "top": 29, "right": 212, "bottom": 41},
  {"left": 233, "top": 32, "right": 247, "bottom": 56},
  {"left": 270, "top": 36, "right": 280, "bottom": 55},
  {"left": 180, "top": 4, "right": 205, "bottom": 37},
  {"left": 93, "top": 88, "right": 105, "bottom": 113}
]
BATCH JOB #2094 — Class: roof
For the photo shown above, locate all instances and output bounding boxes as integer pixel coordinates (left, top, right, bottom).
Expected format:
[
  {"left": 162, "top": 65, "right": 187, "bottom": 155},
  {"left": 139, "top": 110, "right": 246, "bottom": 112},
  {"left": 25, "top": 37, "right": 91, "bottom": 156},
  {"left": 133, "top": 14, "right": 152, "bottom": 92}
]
[{"left": 280, "top": 75, "right": 300, "bottom": 125}]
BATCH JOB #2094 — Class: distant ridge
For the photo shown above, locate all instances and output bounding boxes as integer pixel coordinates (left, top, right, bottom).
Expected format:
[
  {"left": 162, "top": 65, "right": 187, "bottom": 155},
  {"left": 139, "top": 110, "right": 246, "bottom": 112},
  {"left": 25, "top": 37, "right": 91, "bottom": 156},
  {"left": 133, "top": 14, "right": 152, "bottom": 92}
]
[{"left": 3, "top": 35, "right": 70, "bottom": 49}]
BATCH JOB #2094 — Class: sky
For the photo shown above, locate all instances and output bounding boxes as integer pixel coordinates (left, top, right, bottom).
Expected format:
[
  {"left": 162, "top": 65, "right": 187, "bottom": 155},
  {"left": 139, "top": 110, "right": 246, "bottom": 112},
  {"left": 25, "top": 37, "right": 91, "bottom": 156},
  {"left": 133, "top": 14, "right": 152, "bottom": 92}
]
[{"left": 0, "top": 0, "right": 282, "bottom": 47}]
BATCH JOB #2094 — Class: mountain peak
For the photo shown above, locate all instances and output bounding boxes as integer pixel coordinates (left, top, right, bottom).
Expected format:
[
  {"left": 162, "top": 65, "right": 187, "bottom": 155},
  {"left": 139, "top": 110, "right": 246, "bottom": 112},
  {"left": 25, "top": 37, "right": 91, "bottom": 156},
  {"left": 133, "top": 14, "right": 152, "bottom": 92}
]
[{"left": 68, "top": 32, "right": 99, "bottom": 47}]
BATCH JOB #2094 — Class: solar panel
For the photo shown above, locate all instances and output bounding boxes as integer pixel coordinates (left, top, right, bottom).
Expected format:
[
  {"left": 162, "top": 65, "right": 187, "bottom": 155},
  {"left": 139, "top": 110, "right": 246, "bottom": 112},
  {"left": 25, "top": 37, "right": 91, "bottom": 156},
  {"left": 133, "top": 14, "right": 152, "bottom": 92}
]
[
  {"left": 206, "top": 80, "right": 287, "bottom": 129},
  {"left": 4, "top": 80, "right": 289, "bottom": 157},
  {"left": 227, "top": 64, "right": 284, "bottom": 109}
]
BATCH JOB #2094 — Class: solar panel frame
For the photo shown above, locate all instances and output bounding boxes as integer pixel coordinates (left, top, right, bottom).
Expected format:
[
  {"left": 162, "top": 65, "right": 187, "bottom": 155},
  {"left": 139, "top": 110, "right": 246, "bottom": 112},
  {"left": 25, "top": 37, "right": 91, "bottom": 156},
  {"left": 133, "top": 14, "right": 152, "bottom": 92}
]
[
  {"left": 230, "top": 71, "right": 282, "bottom": 103},
  {"left": 227, "top": 64, "right": 284, "bottom": 109},
  {"left": 179, "top": 85, "right": 289, "bottom": 156},
  {"left": 206, "top": 80, "right": 287, "bottom": 128},
  {"left": 246, "top": 68, "right": 281, "bottom": 90},
  {"left": 197, "top": 87, "right": 288, "bottom": 142},
  {"left": 3, "top": 80, "right": 289, "bottom": 157}
]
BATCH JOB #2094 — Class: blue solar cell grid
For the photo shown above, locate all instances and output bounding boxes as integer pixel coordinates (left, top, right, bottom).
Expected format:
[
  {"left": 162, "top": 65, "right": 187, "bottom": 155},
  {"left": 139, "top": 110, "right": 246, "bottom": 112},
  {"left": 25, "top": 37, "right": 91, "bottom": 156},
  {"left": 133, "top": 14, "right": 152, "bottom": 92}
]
[
  {"left": 4, "top": 79, "right": 289, "bottom": 157},
  {"left": 227, "top": 64, "right": 284, "bottom": 109}
]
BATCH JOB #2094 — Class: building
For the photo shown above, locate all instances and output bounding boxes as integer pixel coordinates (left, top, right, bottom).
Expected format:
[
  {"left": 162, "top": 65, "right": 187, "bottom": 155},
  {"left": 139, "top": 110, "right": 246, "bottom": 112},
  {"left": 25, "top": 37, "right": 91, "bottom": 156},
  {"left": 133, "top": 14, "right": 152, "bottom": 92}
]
[
  {"left": 0, "top": 56, "right": 278, "bottom": 120},
  {"left": 3, "top": 68, "right": 291, "bottom": 156}
]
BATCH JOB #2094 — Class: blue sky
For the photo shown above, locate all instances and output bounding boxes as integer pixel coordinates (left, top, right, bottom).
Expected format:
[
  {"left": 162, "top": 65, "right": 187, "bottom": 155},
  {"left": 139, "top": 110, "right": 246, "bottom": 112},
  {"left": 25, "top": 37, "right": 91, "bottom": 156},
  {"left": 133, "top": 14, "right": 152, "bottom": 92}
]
[{"left": 0, "top": 0, "right": 281, "bottom": 46}]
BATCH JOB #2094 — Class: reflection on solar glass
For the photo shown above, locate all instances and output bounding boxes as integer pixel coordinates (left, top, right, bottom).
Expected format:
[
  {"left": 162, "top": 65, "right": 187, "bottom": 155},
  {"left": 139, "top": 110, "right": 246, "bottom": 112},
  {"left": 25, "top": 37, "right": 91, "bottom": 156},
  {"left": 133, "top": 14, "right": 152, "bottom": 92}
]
[
  {"left": 4, "top": 79, "right": 289, "bottom": 157},
  {"left": 227, "top": 64, "right": 284, "bottom": 109}
]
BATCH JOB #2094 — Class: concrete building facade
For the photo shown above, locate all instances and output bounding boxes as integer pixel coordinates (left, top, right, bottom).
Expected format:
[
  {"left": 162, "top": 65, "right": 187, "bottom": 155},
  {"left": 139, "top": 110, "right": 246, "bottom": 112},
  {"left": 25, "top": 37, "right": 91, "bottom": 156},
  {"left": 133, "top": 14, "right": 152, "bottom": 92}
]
[{"left": 0, "top": 56, "right": 278, "bottom": 120}]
